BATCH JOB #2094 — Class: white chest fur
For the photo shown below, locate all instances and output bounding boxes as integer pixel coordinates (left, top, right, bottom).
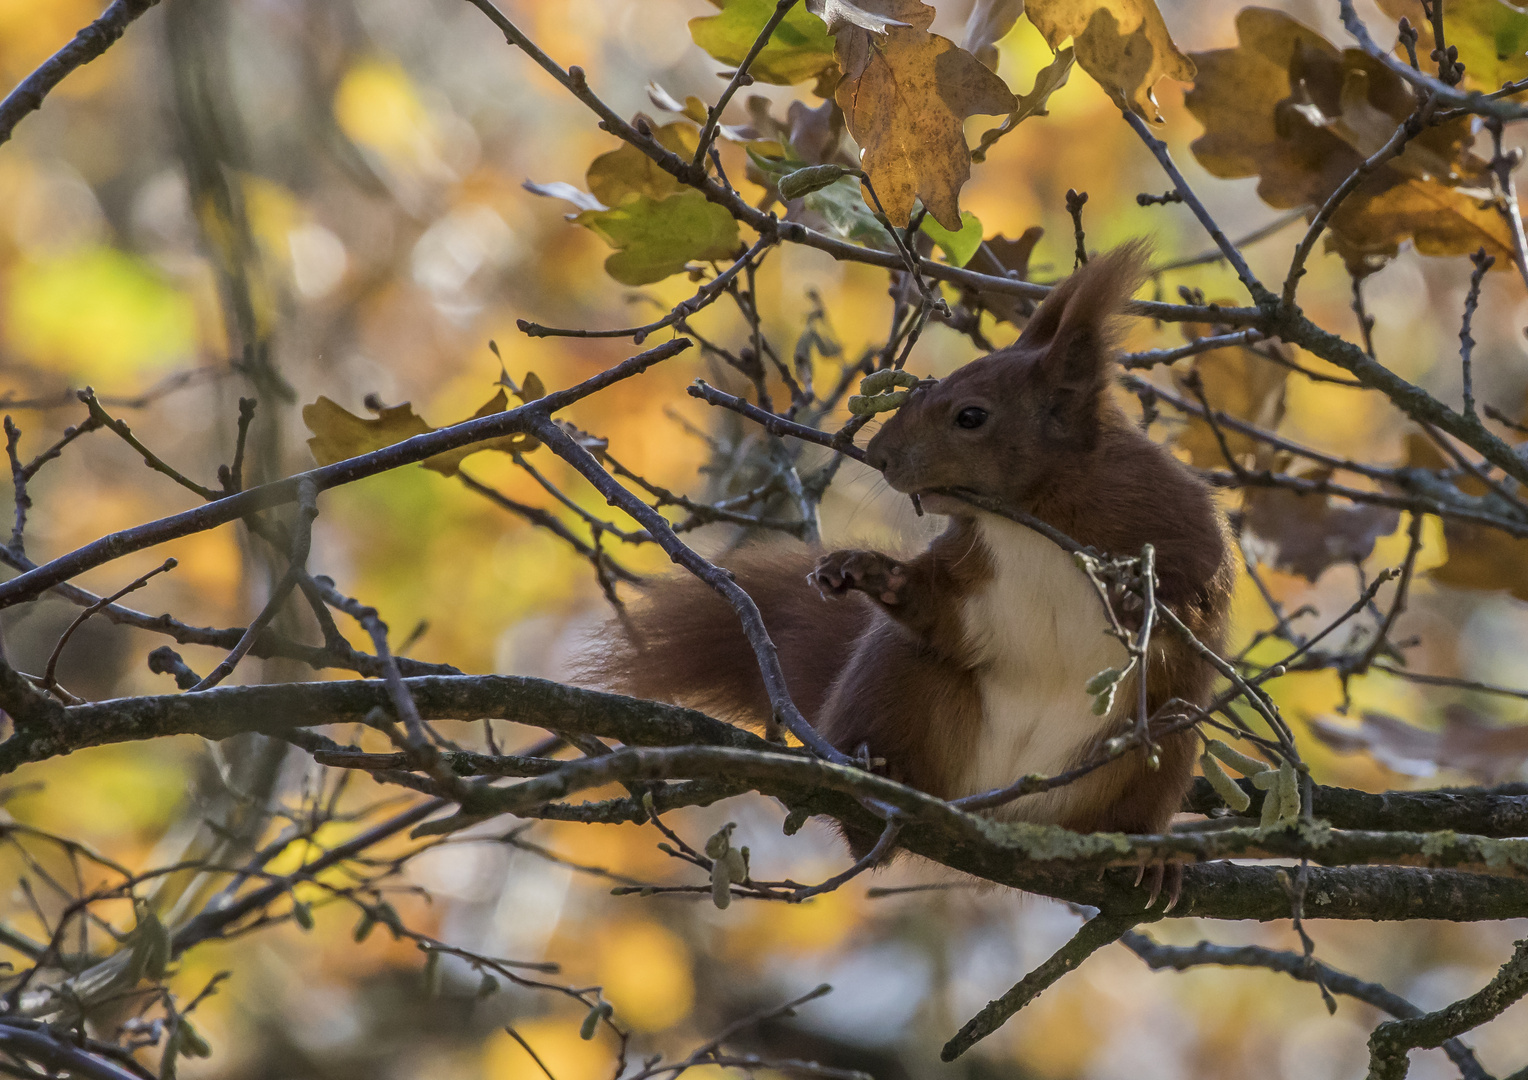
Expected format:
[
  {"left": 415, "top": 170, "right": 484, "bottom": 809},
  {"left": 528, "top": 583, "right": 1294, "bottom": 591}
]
[{"left": 956, "top": 514, "right": 1130, "bottom": 819}]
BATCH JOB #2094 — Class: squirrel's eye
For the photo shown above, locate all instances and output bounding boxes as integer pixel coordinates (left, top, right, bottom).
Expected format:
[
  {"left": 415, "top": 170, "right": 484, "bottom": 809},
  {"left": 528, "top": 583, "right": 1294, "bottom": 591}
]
[{"left": 954, "top": 406, "right": 988, "bottom": 430}]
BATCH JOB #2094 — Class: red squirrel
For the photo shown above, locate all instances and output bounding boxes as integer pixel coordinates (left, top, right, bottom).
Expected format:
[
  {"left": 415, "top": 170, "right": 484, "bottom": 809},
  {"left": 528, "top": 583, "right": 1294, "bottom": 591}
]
[{"left": 594, "top": 245, "right": 1236, "bottom": 838}]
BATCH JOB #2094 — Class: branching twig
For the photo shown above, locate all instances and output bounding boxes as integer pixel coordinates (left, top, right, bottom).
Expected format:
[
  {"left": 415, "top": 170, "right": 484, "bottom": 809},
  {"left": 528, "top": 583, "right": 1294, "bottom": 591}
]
[{"left": 40, "top": 558, "right": 177, "bottom": 703}]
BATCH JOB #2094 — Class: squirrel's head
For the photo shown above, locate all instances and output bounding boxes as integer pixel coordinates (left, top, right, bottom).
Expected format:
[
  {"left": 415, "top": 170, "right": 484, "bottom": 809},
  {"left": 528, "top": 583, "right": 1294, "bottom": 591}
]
[{"left": 864, "top": 241, "right": 1149, "bottom": 512}]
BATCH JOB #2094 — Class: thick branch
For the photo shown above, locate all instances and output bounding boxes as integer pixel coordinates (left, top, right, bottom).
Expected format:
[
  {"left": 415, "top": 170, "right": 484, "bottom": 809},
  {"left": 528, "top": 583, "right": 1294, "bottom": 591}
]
[
  {"left": 12, "top": 674, "right": 1528, "bottom": 921},
  {"left": 1187, "top": 777, "right": 1528, "bottom": 840}
]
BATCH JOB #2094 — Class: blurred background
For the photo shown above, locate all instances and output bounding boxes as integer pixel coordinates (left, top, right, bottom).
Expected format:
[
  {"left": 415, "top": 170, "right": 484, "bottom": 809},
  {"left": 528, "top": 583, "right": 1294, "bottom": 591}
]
[{"left": 1, "top": 0, "right": 1527, "bottom": 1076}]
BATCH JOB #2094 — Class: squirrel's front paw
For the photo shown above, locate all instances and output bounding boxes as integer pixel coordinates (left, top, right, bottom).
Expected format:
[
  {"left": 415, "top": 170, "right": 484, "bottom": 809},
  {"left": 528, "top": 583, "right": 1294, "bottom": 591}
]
[{"left": 808, "top": 550, "right": 908, "bottom": 606}]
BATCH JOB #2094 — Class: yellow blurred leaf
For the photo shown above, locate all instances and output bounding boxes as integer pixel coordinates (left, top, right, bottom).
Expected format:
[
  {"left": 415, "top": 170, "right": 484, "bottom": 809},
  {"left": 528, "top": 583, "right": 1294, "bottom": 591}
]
[
  {"left": 4, "top": 247, "right": 197, "bottom": 383},
  {"left": 483, "top": 1019, "right": 609, "bottom": 1080},
  {"left": 302, "top": 389, "right": 539, "bottom": 476},
  {"left": 832, "top": 0, "right": 1015, "bottom": 228},
  {"left": 0, "top": 0, "right": 112, "bottom": 90},
  {"left": 1025, "top": 0, "right": 1195, "bottom": 121},
  {"left": 1375, "top": 0, "right": 1528, "bottom": 91},
  {"left": 971, "top": 46, "right": 1075, "bottom": 163},
  {"left": 596, "top": 920, "right": 694, "bottom": 1032},
  {"left": 333, "top": 59, "right": 433, "bottom": 159}
]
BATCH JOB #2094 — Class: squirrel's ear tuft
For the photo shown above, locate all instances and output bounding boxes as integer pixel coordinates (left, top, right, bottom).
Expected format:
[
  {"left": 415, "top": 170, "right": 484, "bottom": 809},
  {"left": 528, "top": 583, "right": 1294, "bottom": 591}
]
[{"left": 1019, "top": 240, "right": 1151, "bottom": 390}]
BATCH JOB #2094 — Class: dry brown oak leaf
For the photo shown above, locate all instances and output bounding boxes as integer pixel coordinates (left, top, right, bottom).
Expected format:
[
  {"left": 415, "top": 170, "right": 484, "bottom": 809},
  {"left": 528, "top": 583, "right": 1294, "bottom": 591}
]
[
  {"left": 823, "top": 0, "right": 1014, "bottom": 229},
  {"left": 1242, "top": 474, "right": 1401, "bottom": 582},
  {"left": 1025, "top": 0, "right": 1194, "bottom": 121},
  {"left": 1312, "top": 705, "right": 1528, "bottom": 785},
  {"left": 1186, "top": 6, "right": 1514, "bottom": 275}
]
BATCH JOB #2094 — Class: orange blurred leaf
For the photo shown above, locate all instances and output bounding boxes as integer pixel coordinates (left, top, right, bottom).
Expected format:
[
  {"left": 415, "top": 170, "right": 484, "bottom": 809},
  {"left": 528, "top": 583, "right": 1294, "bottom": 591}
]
[{"left": 1172, "top": 336, "right": 1287, "bottom": 469}]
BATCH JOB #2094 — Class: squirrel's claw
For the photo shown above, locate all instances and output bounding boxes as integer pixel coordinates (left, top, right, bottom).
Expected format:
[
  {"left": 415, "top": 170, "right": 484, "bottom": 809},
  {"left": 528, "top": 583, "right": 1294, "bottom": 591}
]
[{"left": 1135, "top": 857, "right": 1184, "bottom": 912}]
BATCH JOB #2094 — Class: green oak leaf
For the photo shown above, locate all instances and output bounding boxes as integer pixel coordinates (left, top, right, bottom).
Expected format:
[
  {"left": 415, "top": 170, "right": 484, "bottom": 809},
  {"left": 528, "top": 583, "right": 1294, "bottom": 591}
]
[
  {"left": 575, "top": 191, "right": 741, "bottom": 285},
  {"left": 921, "top": 210, "right": 983, "bottom": 266},
  {"left": 690, "top": 0, "right": 839, "bottom": 87}
]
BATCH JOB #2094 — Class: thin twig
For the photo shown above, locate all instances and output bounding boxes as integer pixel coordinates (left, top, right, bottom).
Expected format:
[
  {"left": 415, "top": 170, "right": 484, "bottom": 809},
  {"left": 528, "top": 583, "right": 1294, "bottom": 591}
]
[
  {"left": 691, "top": 0, "right": 800, "bottom": 172},
  {"left": 942, "top": 914, "right": 1145, "bottom": 1060},
  {"left": 1283, "top": 112, "right": 1426, "bottom": 312},
  {"left": 1122, "top": 932, "right": 1490, "bottom": 1080},
  {"left": 1459, "top": 249, "right": 1494, "bottom": 421},
  {"left": 1066, "top": 188, "right": 1089, "bottom": 267},
  {"left": 1123, "top": 110, "right": 1273, "bottom": 305},
  {"left": 187, "top": 480, "right": 320, "bottom": 692},
  {"left": 0, "top": 0, "right": 161, "bottom": 147},
  {"left": 1367, "top": 937, "right": 1528, "bottom": 1080},
  {"left": 530, "top": 416, "right": 851, "bottom": 764},
  {"left": 0, "top": 339, "right": 692, "bottom": 609},
  {"left": 41, "top": 559, "right": 177, "bottom": 703}
]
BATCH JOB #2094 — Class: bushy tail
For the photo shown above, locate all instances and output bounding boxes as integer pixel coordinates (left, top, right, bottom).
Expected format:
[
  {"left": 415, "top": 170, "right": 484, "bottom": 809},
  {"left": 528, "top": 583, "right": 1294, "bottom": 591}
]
[{"left": 579, "top": 543, "right": 872, "bottom": 727}]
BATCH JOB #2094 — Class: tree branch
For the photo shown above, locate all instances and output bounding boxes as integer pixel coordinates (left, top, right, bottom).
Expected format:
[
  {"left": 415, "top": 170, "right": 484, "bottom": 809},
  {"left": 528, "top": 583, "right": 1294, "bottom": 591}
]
[
  {"left": 0, "top": 0, "right": 160, "bottom": 147},
  {"left": 1367, "top": 937, "right": 1528, "bottom": 1080},
  {"left": 942, "top": 914, "right": 1144, "bottom": 1060},
  {"left": 0, "top": 339, "right": 690, "bottom": 609}
]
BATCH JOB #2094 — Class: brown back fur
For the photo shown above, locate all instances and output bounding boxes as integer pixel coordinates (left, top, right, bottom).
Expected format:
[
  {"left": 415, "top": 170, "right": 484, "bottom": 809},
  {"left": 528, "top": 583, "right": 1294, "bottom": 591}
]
[{"left": 585, "top": 544, "right": 872, "bottom": 724}]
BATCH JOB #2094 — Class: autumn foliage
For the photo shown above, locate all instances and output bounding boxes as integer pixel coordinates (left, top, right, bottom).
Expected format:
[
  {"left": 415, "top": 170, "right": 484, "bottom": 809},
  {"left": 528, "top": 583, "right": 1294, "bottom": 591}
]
[{"left": 1, "top": 0, "right": 1527, "bottom": 1078}]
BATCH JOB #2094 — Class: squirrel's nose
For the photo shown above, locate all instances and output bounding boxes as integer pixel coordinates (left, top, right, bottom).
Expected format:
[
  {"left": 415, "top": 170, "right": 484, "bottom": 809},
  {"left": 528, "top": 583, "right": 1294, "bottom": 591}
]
[{"left": 865, "top": 445, "right": 889, "bottom": 472}]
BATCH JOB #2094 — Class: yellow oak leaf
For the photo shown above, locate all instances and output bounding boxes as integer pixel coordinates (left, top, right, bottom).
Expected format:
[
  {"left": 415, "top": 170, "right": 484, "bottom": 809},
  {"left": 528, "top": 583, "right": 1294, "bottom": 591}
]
[
  {"left": 1024, "top": 0, "right": 1195, "bottom": 121},
  {"left": 586, "top": 122, "right": 700, "bottom": 208},
  {"left": 303, "top": 389, "right": 539, "bottom": 477}
]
